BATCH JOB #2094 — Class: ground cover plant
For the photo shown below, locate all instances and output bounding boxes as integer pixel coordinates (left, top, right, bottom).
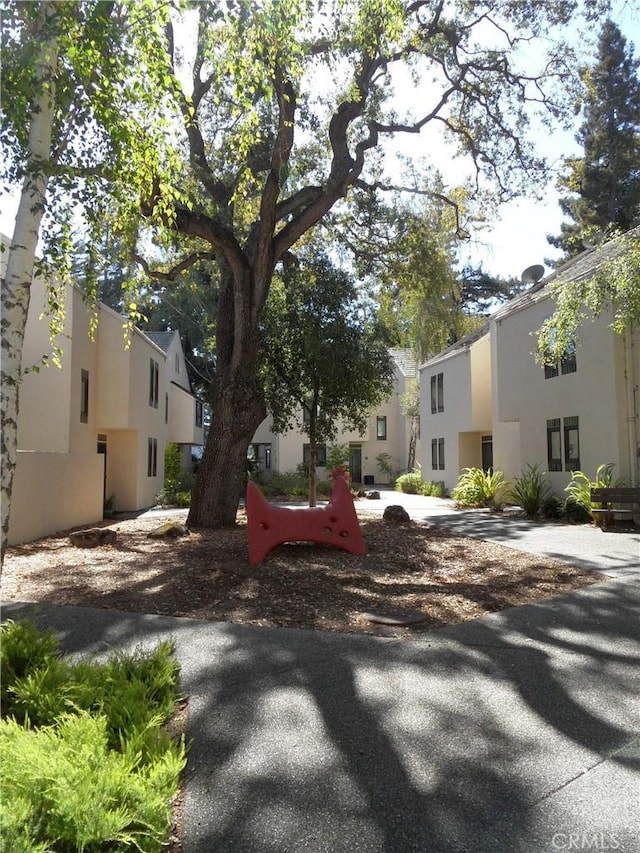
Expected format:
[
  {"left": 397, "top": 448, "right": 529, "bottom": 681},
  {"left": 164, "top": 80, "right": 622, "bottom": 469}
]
[
  {"left": 0, "top": 619, "right": 186, "bottom": 852},
  {"left": 1, "top": 509, "right": 600, "bottom": 640}
]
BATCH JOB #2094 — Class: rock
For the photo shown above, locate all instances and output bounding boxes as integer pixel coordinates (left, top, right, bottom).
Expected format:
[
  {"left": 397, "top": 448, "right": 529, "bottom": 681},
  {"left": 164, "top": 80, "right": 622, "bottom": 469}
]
[
  {"left": 147, "top": 521, "right": 190, "bottom": 539},
  {"left": 383, "top": 504, "right": 411, "bottom": 523},
  {"left": 69, "top": 528, "right": 117, "bottom": 548},
  {"left": 366, "top": 490, "right": 381, "bottom": 500}
]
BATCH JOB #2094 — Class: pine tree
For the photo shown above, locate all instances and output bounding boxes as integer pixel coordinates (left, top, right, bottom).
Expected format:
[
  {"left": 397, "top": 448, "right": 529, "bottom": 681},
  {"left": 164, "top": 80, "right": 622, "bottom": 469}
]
[{"left": 549, "top": 20, "right": 640, "bottom": 258}]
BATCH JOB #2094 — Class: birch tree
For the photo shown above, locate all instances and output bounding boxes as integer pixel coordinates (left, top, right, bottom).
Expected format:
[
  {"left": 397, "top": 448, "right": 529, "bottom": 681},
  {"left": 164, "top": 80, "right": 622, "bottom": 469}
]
[{"left": 0, "top": 0, "right": 174, "bottom": 565}]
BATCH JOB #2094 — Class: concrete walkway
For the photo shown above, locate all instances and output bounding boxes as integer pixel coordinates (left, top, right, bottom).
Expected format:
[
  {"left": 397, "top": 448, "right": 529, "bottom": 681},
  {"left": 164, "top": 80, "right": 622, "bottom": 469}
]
[{"left": 3, "top": 495, "right": 639, "bottom": 853}]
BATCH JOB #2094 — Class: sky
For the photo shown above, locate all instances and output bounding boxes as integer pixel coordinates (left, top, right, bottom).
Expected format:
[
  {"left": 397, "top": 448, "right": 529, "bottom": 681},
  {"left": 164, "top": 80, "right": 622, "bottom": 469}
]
[
  {"left": 1, "top": 1, "right": 639, "bottom": 282},
  {"left": 451, "top": 0, "right": 640, "bottom": 279}
]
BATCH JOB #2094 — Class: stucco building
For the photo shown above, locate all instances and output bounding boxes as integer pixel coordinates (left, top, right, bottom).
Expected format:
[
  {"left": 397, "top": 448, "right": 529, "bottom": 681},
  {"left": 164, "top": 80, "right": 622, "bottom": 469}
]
[
  {"left": 6, "top": 249, "right": 203, "bottom": 545},
  {"left": 419, "top": 229, "right": 640, "bottom": 495},
  {"left": 250, "top": 349, "right": 418, "bottom": 485}
]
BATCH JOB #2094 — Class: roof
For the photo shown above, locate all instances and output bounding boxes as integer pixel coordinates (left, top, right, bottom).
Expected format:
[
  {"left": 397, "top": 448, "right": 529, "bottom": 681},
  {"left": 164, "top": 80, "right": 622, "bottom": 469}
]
[
  {"left": 492, "top": 225, "right": 640, "bottom": 322},
  {"left": 144, "top": 330, "right": 177, "bottom": 352},
  {"left": 419, "top": 322, "right": 490, "bottom": 370},
  {"left": 389, "top": 348, "right": 418, "bottom": 377}
]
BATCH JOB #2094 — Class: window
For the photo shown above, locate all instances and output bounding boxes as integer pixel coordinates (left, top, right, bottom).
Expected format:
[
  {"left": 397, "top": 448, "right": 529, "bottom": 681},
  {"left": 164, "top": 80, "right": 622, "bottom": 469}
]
[
  {"left": 376, "top": 415, "right": 387, "bottom": 440},
  {"left": 564, "top": 415, "right": 580, "bottom": 471},
  {"left": 547, "top": 418, "right": 562, "bottom": 471},
  {"left": 431, "top": 437, "right": 445, "bottom": 470},
  {"left": 264, "top": 445, "right": 272, "bottom": 469},
  {"left": 147, "top": 437, "right": 158, "bottom": 477},
  {"left": 175, "top": 352, "right": 180, "bottom": 373},
  {"left": 303, "top": 443, "right": 327, "bottom": 467},
  {"left": 544, "top": 338, "right": 577, "bottom": 378},
  {"left": 80, "top": 369, "right": 89, "bottom": 423},
  {"left": 195, "top": 399, "right": 203, "bottom": 428},
  {"left": 165, "top": 392, "right": 169, "bottom": 424},
  {"left": 149, "top": 359, "right": 159, "bottom": 408},
  {"left": 431, "top": 373, "right": 444, "bottom": 413}
]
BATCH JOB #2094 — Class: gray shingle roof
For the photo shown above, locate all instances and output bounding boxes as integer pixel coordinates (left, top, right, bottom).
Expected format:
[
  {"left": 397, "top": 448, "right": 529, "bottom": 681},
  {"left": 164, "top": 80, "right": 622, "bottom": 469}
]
[
  {"left": 389, "top": 348, "right": 418, "bottom": 377},
  {"left": 492, "top": 225, "right": 640, "bottom": 321},
  {"left": 145, "top": 330, "right": 176, "bottom": 352}
]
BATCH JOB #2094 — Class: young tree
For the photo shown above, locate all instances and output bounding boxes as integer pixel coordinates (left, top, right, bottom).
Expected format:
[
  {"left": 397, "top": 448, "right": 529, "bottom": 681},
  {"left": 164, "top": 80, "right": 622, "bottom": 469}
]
[
  {"left": 260, "top": 255, "right": 394, "bottom": 506},
  {"left": 549, "top": 19, "right": 640, "bottom": 257}
]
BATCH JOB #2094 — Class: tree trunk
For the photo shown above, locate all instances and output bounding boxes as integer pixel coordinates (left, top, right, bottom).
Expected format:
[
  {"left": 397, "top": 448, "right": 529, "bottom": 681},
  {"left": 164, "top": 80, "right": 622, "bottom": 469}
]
[
  {"left": 1, "top": 2, "right": 58, "bottom": 567},
  {"left": 187, "top": 363, "right": 266, "bottom": 527}
]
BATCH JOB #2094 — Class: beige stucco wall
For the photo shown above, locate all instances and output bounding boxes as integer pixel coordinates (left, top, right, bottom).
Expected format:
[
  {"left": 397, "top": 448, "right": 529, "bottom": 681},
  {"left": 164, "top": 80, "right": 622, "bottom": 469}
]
[
  {"left": 164, "top": 332, "right": 192, "bottom": 393},
  {"left": 419, "top": 334, "right": 492, "bottom": 492},
  {"left": 18, "top": 278, "right": 74, "bottom": 452},
  {"left": 491, "top": 297, "right": 636, "bottom": 492},
  {"left": 168, "top": 383, "right": 200, "bottom": 444},
  {"left": 8, "top": 451, "right": 104, "bottom": 545},
  {"left": 96, "top": 306, "right": 133, "bottom": 428},
  {"left": 250, "top": 359, "right": 414, "bottom": 484}
]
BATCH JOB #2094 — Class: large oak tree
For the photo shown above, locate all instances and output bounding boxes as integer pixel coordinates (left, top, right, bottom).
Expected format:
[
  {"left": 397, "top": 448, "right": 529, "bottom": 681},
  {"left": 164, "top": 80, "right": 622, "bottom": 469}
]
[
  {"left": 2, "top": 0, "right": 610, "bottom": 544},
  {"left": 133, "top": 0, "right": 607, "bottom": 528}
]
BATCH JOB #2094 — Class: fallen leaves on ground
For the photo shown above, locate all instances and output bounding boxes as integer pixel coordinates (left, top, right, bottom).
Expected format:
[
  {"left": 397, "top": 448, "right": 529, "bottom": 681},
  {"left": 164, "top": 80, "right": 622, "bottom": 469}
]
[{"left": 1, "top": 510, "right": 601, "bottom": 639}]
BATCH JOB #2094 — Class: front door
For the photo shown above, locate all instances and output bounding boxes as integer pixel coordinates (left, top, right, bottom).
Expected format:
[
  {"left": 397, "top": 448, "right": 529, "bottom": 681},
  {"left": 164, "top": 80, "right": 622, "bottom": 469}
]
[
  {"left": 349, "top": 445, "right": 362, "bottom": 484},
  {"left": 481, "top": 435, "right": 493, "bottom": 472}
]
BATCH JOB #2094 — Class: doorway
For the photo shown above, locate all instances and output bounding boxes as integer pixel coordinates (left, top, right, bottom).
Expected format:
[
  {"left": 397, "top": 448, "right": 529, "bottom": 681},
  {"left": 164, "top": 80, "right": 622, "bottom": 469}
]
[
  {"left": 481, "top": 435, "right": 493, "bottom": 472},
  {"left": 349, "top": 445, "right": 362, "bottom": 484},
  {"left": 97, "top": 434, "right": 107, "bottom": 504}
]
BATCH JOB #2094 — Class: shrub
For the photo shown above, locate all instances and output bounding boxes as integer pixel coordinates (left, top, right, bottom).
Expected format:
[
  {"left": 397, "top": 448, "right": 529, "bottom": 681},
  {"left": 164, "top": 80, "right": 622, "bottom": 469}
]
[
  {"left": 565, "top": 463, "right": 624, "bottom": 522},
  {"left": 451, "top": 467, "right": 508, "bottom": 508},
  {"left": 0, "top": 620, "right": 185, "bottom": 852},
  {"left": 422, "top": 480, "right": 445, "bottom": 497},
  {"left": 1, "top": 711, "right": 185, "bottom": 853},
  {"left": 541, "top": 494, "right": 564, "bottom": 519},
  {"left": 395, "top": 468, "right": 423, "bottom": 494},
  {"left": 508, "top": 464, "right": 553, "bottom": 517},
  {"left": 375, "top": 452, "right": 394, "bottom": 483}
]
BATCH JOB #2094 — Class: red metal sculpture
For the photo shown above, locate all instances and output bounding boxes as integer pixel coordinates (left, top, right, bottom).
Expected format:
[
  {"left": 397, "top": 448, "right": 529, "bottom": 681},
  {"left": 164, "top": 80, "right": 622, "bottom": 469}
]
[{"left": 246, "top": 469, "right": 367, "bottom": 564}]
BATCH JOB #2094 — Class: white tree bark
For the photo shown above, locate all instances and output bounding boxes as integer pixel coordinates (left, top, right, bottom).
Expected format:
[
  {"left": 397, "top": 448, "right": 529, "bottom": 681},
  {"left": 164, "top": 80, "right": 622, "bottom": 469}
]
[{"left": 1, "top": 3, "right": 58, "bottom": 566}]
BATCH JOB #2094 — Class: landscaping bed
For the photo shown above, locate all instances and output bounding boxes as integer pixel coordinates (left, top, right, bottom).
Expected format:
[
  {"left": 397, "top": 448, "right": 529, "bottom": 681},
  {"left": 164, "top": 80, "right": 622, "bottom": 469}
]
[{"left": 1, "top": 509, "right": 601, "bottom": 639}]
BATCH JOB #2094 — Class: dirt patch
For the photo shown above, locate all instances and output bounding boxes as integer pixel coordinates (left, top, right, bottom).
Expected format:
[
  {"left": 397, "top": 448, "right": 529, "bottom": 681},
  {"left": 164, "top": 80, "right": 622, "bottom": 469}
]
[{"left": 1, "top": 509, "right": 601, "bottom": 639}]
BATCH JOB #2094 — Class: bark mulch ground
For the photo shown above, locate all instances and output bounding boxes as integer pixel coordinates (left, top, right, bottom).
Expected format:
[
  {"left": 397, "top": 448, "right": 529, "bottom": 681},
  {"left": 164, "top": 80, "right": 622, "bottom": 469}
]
[{"left": 1, "top": 508, "right": 601, "bottom": 639}]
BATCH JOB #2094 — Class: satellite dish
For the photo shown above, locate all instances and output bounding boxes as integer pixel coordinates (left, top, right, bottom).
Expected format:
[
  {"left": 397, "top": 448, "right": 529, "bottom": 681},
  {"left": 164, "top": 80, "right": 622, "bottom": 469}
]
[{"left": 521, "top": 264, "right": 545, "bottom": 284}]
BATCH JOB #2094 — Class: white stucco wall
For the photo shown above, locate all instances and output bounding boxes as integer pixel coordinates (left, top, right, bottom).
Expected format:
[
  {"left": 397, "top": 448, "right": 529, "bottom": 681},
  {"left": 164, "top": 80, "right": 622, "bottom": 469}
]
[{"left": 9, "top": 451, "right": 104, "bottom": 545}]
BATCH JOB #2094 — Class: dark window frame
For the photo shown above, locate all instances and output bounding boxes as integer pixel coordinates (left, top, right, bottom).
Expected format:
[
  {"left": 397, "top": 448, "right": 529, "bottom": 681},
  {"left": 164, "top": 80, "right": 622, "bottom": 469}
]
[
  {"left": 147, "top": 437, "right": 158, "bottom": 477},
  {"left": 431, "top": 373, "right": 444, "bottom": 412},
  {"left": 80, "top": 369, "right": 89, "bottom": 423},
  {"left": 376, "top": 415, "right": 387, "bottom": 440},
  {"left": 303, "top": 443, "right": 327, "bottom": 467},
  {"left": 149, "top": 359, "right": 159, "bottom": 408},
  {"left": 563, "top": 415, "right": 580, "bottom": 471},
  {"left": 546, "top": 418, "right": 562, "bottom": 471},
  {"left": 431, "top": 437, "right": 445, "bottom": 470}
]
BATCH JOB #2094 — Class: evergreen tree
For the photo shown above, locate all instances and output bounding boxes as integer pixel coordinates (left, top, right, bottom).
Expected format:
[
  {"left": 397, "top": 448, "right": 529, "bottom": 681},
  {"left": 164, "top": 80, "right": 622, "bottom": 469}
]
[{"left": 549, "top": 20, "right": 640, "bottom": 257}]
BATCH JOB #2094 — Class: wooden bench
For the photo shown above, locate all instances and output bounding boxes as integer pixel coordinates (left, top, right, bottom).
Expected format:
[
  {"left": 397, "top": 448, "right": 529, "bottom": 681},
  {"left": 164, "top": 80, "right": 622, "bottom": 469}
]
[{"left": 590, "top": 487, "right": 639, "bottom": 526}]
